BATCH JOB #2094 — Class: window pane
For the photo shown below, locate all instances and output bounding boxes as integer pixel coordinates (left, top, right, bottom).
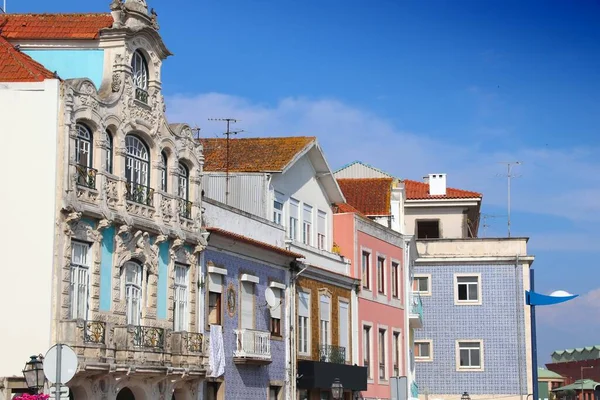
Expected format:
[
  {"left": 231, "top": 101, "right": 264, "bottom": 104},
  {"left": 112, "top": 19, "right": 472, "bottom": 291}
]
[
  {"left": 421, "top": 343, "right": 430, "bottom": 357},
  {"left": 471, "top": 348, "right": 481, "bottom": 366},
  {"left": 468, "top": 284, "right": 478, "bottom": 300},
  {"left": 418, "top": 278, "right": 428, "bottom": 292},
  {"left": 457, "top": 276, "right": 478, "bottom": 283},
  {"left": 460, "top": 349, "right": 470, "bottom": 366},
  {"left": 458, "top": 284, "right": 468, "bottom": 300}
]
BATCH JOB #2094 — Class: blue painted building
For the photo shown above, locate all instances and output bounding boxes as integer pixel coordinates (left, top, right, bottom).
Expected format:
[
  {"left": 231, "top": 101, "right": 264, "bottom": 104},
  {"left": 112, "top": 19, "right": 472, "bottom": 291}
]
[
  {"left": 202, "top": 227, "right": 301, "bottom": 400},
  {"left": 413, "top": 238, "right": 534, "bottom": 400}
]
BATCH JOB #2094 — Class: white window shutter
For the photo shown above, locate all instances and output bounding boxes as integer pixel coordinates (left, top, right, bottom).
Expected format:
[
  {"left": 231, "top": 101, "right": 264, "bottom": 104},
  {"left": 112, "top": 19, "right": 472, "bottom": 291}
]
[
  {"left": 298, "top": 292, "right": 310, "bottom": 317},
  {"left": 339, "top": 301, "right": 349, "bottom": 356},
  {"left": 208, "top": 273, "right": 222, "bottom": 293},
  {"left": 303, "top": 204, "right": 312, "bottom": 223},
  {"left": 319, "top": 295, "right": 330, "bottom": 321},
  {"left": 271, "top": 289, "right": 282, "bottom": 319},
  {"left": 318, "top": 211, "right": 326, "bottom": 235},
  {"left": 240, "top": 282, "right": 254, "bottom": 329}
]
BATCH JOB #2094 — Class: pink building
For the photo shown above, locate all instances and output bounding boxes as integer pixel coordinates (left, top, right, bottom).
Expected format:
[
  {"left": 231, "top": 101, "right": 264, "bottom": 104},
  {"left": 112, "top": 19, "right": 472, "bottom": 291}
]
[{"left": 334, "top": 203, "right": 407, "bottom": 400}]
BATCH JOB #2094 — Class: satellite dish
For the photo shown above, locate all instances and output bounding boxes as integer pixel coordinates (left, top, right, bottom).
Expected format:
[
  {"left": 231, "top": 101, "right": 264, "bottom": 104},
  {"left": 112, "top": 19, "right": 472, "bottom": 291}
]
[
  {"left": 550, "top": 290, "right": 573, "bottom": 297},
  {"left": 265, "top": 287, "right": 278, "bottom": 308}
]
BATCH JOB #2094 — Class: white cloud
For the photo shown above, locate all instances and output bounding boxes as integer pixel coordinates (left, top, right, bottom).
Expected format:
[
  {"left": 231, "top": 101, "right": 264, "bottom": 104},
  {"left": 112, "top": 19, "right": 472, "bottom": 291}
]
[
  {"left": 537, "top": 288, "right": 600, "bottom": 328},
  {"left": 166, "top": 92, "right": 600, "bottom": 224}
]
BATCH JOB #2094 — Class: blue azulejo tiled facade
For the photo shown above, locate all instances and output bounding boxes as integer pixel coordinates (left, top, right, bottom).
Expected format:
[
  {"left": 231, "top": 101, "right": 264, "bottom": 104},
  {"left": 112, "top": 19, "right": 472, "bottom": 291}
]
[
  {"left": 203, "top": 248, "right": 289, "bottom": 399},
  {"left": 414, "top": 264, "right": 528, "bottom": 396}
]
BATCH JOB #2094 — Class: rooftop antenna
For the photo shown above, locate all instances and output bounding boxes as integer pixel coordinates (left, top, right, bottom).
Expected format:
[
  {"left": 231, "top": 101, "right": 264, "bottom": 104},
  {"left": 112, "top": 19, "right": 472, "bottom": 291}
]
[
  {"left": 207, "top": 118, "right": 243, "bottom": 205},
  {"left": 190, "top": 124, "right": 201, "bottom": 140},
  {"left": 496, "top": 161, "right": 522, "bottom": 237},
  {"left": 480, "top": 214, "right": 504, "bottom": 237},
  {"left": 1, "top": 0, "right": 6, "bottom": 13}
]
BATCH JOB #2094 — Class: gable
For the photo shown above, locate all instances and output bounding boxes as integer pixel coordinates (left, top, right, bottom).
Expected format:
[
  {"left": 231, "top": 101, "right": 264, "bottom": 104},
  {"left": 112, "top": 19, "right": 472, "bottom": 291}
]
[{"left": 334, "top": 160, "right": 394, "bottom": 179}]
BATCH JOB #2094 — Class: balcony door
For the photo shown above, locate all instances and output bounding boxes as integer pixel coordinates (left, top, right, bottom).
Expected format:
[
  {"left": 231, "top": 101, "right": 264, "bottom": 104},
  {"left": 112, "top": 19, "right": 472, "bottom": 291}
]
[
  {"left": 240, "top": 281, "right": 254, "bottom": 329},
  {"left": 124, "top": 261, "right": 142, "bottom": 325}
]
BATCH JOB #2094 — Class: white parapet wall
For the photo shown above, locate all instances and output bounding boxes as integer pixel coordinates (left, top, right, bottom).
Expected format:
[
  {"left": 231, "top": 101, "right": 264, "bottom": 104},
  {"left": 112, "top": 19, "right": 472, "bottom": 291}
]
[{"left": 0, "top": 79, "right": 60, "bottom": 378}]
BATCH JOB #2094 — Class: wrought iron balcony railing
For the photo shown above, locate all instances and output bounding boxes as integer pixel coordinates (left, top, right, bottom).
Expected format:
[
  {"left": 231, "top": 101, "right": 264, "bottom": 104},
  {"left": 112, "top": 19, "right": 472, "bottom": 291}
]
[
  {"left": 83, "top": 320, "right": 106, "bottom": 344},
  {"left": 178, "top": 198, "right": 193, "bottom": 219},
  {"left": 135, "top": 87, "right": 149, "bottom": 103},
  {"left": 126, "top": 181, "right": 154, "bottom": 207},
  {"left": 75, "top": 164, "right": 97, "bottom": 189},
  {"left": 234, "top": 329, "right": 271, "bottom": 360},
  {"left": 319, "top": 344, "right": 346, "bottom": 364},
  {"left": 185, "top": 332, "right": 204, "bottom": 353},
  {"left": 133, "top": 325, "right": 164, "bottom": 350}
]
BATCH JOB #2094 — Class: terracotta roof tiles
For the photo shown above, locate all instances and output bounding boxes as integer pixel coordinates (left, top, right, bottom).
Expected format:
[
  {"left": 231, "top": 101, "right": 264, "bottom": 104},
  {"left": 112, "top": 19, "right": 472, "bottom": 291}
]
[
  {"left": 0, "top": 36, "right": 56, "bottom": 82},
  {"left": 336, "top": 178, "right": 393, "bottom": 216},
  {"left": 200, "top": 137, "right": 315, "bottom": 172},
  {"left": 206, "top": 227, "right": 303, "bottom": 258},
  {"left": 0, "top": 13, "right": 113, "bottom": 40},
  {"left": 404, "top": 179, "right": 482, "bottom": 200}
]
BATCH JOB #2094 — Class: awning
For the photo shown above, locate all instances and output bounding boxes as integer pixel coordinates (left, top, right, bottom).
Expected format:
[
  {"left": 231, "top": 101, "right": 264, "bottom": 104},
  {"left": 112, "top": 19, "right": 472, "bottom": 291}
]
[{"left": 297, "top": 360, "right": 367, "bottom": 392}]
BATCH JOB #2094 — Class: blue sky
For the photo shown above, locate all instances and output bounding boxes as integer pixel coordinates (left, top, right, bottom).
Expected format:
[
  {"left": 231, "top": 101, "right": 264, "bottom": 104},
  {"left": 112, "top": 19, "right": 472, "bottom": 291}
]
[{"left": 13, "top": 0, "right": 600, "bottom": 363}]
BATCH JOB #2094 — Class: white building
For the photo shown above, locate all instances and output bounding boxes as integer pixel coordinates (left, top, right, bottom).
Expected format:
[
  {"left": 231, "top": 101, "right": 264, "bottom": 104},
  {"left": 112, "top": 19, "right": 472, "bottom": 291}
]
[{"left": 0, "top": 2, "right": 208, "bottom": 399}]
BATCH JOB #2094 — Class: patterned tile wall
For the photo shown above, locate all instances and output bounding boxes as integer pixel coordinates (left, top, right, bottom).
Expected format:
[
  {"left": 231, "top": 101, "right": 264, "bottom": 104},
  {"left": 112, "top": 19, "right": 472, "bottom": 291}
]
[
  {"left": 204, "top": 249, "right": 287, "bottom": 399},
  {"left": 414, "top": 264, "right": 528, "bottom": 396}
]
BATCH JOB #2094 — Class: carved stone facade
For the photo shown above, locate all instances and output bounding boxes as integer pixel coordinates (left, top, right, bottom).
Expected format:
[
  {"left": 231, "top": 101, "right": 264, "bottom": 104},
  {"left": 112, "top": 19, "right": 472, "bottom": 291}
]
[{"left": 51, "top": 1, "right": 209, "bottom": 399}]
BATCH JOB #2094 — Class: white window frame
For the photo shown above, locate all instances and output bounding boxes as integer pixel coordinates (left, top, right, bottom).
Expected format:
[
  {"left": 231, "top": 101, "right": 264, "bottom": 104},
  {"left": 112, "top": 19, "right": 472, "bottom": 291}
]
[
  {"left": 124, "top": 261, "right": 143, "bottom": 326},
  {"left": 317, "top": 210, "right": 327, "bottom": 250},
  {"left": 319, "top": 294, "right": 331, "bottom": 348},
  {"left": 338, "top": 299, "right": 350, "bottom": 362},
  {"left": 377, "top": 255, "right": 386, "bottom": 295},
  {"left": 363, "top": 322, "right": 374, "bottom": 382},
  {"left": 132, "top": 50, "right": 149, "bottom": 91},
  {"left": 378, "top": 326, "right": 388, "bottom": 381},
  {"left": 414, "top": 339, "right": 433, "bottom": 362},
  {"left": 302, "top": 203, "right": 313, "bottom": 246},
  {"left": 70, "top": 240, "right": 90, "bottom": 320},
  {"left": 298, "top": 290, "right": 311, "bottom": 356},
  {"left": 413, "top": 273, "right": 431, "bottom": 296},
  {"left": 173, "top": 263, "right": 189, "bottom": 332},
  {"left": 361, "top": 248, "right": 372, "bottom": 291},
  {"left": 456, "top": 340, "right": 484, "bottom": 371},
  {"left": 289, "top": 198, "right": 299, "bottom": 241},
  {"left": 454, "top": 273, "right": 482, "bottom": 305},
  {"left": 392, "top": 329, "right": 402, "bottom": 377},
  {"left": 273, "top": 191, "right": 284, "bottom": 226}
]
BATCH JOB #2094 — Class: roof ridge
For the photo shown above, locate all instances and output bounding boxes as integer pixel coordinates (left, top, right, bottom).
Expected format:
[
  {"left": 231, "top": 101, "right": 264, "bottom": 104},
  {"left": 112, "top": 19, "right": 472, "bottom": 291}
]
[{"left": 201, "top": 136, "right": 316, "bottom": 140}]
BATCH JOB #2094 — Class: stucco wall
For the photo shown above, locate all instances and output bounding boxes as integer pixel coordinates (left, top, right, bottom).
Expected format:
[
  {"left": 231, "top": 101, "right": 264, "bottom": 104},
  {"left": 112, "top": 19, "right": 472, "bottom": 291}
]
[
  {"left": 414, "top": 264, "right": 528, "bottom": 396},
  {"left": 204, "top": 249, "right": 288, "bottom": 399},
  {"left": 405, "top": 206, "right": 468, "bottom": 239},
  {"left": 0, "top": 79, "right": 59, "bottom": 377}
]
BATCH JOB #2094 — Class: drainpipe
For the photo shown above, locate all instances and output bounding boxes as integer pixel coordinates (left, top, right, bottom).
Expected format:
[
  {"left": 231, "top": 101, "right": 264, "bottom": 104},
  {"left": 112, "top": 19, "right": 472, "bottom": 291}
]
[{"left": 404, "top": 237, "right": 412, "bottom": 397}]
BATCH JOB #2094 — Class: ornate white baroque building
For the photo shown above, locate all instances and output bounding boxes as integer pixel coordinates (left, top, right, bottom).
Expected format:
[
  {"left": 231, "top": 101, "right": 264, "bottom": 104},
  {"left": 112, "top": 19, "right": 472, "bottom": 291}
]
[{"left": 0, "top": 1, "right": 209, "bottom": 399}]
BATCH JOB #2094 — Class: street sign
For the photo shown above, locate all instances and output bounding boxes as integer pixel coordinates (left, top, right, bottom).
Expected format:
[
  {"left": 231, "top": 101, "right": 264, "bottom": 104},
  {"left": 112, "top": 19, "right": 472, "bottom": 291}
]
[
  {"left": 49, "top": 385, "right": 70, "bottom": 399},
  {"left": 43, "top": 344, "right": 78, "bottom": 384}
]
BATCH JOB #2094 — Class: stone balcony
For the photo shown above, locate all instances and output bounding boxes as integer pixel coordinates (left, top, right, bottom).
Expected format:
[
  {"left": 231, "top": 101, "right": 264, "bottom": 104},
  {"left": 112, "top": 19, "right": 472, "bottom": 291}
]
[
  {"left": 57, "top": 320, "right": 207, "bottom": 374},
  {"left": 233, "top": 329, "right": 271, "bottom": 365},
  {"left": 67, "top": 166, "right": 200, "bottom": 235}
]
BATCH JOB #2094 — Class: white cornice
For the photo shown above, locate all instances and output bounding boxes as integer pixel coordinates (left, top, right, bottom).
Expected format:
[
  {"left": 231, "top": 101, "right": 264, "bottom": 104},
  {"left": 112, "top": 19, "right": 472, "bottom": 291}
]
[
  {"left": 11, "top": 40, "right": 101, "bottom": 50},
  {"left": 415, "top": 256, "right": 535, "bottom": 265},
  {"left": 405, "top": 198, "right": 481, "bottom": 208}
]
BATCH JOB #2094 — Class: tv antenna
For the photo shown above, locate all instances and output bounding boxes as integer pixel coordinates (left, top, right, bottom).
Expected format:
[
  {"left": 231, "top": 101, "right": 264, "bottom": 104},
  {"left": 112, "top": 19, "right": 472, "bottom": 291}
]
[
  {"left": 190, "top": 124, "right": 201, "bottom": 140},
  {"left": 480, "top": 214, "right": 504, "bottom": 237},
  {"left": 0, "top": 0, "right": 6, "bottom": 13},
  {"left": 496, "top": 161, "right": 522, "bottom": 237},
  {"left": 208, "top": 118, "right": 243, "bottom": 205}
]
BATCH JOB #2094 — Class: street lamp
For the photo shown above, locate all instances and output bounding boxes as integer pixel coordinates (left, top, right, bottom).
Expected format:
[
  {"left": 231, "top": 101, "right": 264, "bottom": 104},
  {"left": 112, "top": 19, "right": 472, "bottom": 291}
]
[
  {"left": 526, "top": 269, "right": 578, "bottom": 400},
  {"left": 461, "top": 392, "right": 471, "bottom": 400},
  {"left": 331, "top": 378, "right": 343, "bottom": 400},
  {"left": 22, "top": 355, "right": 45, "bottom": 393},
  {"left": 581, "top": 366, "right": 593, "bottom": 400}
]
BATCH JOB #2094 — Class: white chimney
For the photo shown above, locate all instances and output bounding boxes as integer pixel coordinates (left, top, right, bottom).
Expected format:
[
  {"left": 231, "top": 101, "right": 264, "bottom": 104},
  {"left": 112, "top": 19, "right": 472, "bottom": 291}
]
[{"left": 428, "top": 173, "right": 447, "bottom": 196}]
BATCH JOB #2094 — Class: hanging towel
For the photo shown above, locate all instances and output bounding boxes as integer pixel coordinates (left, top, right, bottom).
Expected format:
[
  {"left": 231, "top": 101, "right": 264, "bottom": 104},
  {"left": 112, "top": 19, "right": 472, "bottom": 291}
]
[{"left": 207, "top": 325, "right": 225, "bottom": 378}]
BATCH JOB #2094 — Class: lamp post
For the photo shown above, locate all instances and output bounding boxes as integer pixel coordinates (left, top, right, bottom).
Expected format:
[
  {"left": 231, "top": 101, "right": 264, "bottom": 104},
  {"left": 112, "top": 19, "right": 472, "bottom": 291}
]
[
  {"left": 581, "top": 366, "right": 594, "bottom": 400},
  {"left": 22, "top": 355, "right": 45, "bottom": 394},
  {"left": 461, "top": 392, "right": 471, "bottom": 400},
  {"left": 331, "top": 378, "right": 344, "bottom": 400},
  {"left": 526, "top": 268, "right": 578, "bottom": 400}
]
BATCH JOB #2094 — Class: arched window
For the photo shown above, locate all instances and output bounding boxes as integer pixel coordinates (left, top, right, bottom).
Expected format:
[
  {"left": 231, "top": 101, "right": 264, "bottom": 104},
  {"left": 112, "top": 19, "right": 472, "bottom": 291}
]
[
  {"left": 125, "top": 135, "right": 152, "bottom": 205},
  {"left": 105, "top": 130, "right": 113, "bottom": 174},
  {"left": 75, "top": 124, "right": 92, "bottom": 167},
  {"left": 131, "top": 50, "right": 149, "bottom": 103},
  {"left": 160, "top": 151, "right": 168, "bottom": 192},
  {"left": 177, "top": 163, "right": 189, "bottom": 200},
  {"left": 177, "top": 163, "right": 191, "bottom": 219},
  {"left": 124, "top": 261, "right": 142, "bottom": 326}
]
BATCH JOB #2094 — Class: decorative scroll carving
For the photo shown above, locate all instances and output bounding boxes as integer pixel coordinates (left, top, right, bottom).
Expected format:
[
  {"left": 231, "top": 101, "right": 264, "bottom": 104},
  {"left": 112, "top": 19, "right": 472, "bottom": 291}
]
[{"left": 114, "top": 225, "right": 159, "bottom": 275}]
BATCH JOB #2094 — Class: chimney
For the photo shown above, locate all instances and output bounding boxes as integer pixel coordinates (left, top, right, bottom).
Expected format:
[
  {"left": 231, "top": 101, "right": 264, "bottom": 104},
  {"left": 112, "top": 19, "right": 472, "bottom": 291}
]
[
  {"left": 422, "top": 176, "right": 429, "bottom": 184},
  {"left": 428, "top": 173, "right": 447, "bottom": 196}
]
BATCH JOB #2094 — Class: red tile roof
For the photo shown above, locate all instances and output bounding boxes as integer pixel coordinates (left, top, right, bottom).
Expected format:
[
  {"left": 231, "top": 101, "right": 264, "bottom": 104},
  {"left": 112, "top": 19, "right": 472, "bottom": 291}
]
[
  {"left": 336, "top": 178, "right": 393, "bottom": 216},
  {"left": 404, "top": 179, "right": 482, "bottom": 200},
  {"left": 206, "top": 227, "right": 303, "bottom": 259},
  {"left": 200, "top": 137, "right": 315, "bottom": 172},
  {"left": 332, "top": 202, "right": 369, "bottom": 219},
  {"left": 0, "top": 36, "right": 56, "bottom": 82},
  {"left": 0, "top": 13, "right": 113, "bottom": 40}
]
